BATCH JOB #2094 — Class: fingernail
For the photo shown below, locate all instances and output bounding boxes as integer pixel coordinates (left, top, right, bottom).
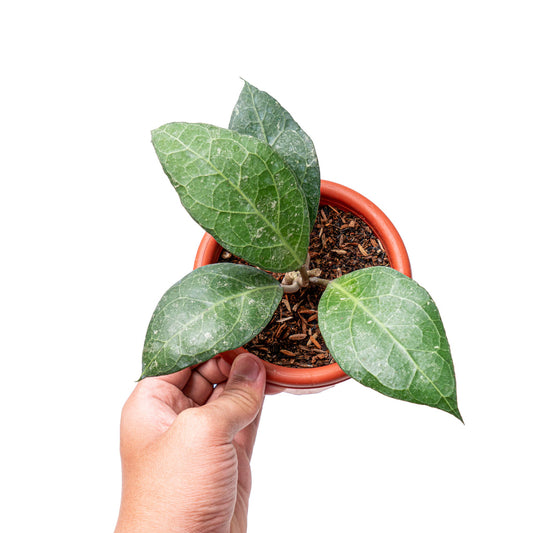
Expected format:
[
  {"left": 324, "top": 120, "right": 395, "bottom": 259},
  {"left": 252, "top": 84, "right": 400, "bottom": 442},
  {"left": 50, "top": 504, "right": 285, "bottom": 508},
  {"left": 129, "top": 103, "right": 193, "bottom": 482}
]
[{"left": 232, "top": 355, "right": 261, "bottom": 381}]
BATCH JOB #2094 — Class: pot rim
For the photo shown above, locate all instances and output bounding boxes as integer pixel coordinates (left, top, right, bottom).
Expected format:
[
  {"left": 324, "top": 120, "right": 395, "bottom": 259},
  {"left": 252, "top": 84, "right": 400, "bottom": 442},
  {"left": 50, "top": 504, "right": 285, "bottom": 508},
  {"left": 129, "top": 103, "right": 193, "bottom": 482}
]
[{"left": 193, "top": 179, "right": 411, "bottom": 390}]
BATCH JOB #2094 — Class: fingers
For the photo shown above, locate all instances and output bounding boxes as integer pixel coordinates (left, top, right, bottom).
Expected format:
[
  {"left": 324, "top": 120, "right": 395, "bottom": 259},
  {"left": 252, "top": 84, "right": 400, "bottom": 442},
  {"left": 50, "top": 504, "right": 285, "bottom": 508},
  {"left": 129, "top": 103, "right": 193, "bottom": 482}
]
[
  {"left": 182, "top": 372, "right": 215, "bottom": 405},
  {"left": 208, "top": 375, "right": 269, "bottom": 458},
  {"left": 197, "top": 356, "right": 232, "bottom": 382},
  {"left": 233, "top": 405, "right": 263, "bottom": 460},
  {"left": 120, "top": 378, "right": 191, "bottom": 455},
  {"left": 122, "top": 355, "right": 266, "bottom": 460},
  {"left": 182, "top": 357, "right": 232, "bottom": 405},
  {"left": 154, "top": 367, "right": 192, "bottom": 388},
  {"left": 197, "top": 353, "right": 266, "bottom": 441},
  {"left": 142, "top": 357, "right": 231, "bottom": 406}
]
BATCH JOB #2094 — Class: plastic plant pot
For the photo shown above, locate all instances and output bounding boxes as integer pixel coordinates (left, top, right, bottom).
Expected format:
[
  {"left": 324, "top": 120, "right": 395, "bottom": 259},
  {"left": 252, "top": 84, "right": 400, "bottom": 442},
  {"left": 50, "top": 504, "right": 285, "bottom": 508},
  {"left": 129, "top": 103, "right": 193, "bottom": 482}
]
[{"left": 193, "top": 180, "right": 412, "bottom": 391}]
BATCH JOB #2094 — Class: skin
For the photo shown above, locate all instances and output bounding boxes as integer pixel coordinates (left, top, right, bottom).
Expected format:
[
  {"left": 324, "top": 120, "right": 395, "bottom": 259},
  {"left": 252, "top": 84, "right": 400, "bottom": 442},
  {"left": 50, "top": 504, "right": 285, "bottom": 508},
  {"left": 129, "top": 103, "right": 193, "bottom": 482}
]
[{"left": 115, "top": 353, "right": 273, "bottom": 533}]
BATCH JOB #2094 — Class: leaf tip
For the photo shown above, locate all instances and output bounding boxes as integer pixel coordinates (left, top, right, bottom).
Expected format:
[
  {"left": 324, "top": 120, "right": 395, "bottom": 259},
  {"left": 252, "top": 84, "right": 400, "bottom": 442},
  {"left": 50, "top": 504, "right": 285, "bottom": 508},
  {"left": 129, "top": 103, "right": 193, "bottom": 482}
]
[
  {"left": 441, "top": 403, "right": 463, "bottom": 424},
  {"left": 454, "top": 409, "right": 465, "bottom": 425}
]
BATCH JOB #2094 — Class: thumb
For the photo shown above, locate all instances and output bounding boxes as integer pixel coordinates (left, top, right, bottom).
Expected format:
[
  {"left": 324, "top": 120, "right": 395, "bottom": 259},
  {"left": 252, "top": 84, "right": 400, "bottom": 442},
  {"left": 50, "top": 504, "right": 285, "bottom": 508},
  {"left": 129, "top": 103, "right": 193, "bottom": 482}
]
[{"left": 202, "top": 353, "right": 266, "bottom": 441}]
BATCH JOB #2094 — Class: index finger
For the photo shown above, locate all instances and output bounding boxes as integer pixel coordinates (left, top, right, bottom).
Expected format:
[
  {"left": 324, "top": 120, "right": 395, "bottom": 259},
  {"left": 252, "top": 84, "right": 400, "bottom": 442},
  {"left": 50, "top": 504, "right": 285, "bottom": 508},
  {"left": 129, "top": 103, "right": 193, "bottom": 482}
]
[{"left": 152, "top": 366, "right": 192, "bottom": 388}]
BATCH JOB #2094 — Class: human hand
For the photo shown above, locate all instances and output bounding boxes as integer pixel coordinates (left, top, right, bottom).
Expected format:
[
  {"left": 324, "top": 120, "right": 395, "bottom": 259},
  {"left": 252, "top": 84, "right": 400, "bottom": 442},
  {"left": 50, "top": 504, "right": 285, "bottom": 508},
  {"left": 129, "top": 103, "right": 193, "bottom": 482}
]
[{"left": 114, "top": 353, "right": 267, "bottom": 533}]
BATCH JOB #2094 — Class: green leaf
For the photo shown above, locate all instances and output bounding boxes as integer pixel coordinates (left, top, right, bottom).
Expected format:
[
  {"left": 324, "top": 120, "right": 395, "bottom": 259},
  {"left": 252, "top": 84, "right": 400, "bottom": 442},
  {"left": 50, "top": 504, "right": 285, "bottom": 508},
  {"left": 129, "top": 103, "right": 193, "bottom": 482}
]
[
  {"left": 318, "top": 267, "right": 462, "bottom": 420},
  {"left": 229, "top": 80, "right": 320, "bottom": 229},
  {"left": 152, "top": 122, "right": 310, "bottom": 272},
  {"left": 142, "top": 263, "right": 283, "bottom": 378}
]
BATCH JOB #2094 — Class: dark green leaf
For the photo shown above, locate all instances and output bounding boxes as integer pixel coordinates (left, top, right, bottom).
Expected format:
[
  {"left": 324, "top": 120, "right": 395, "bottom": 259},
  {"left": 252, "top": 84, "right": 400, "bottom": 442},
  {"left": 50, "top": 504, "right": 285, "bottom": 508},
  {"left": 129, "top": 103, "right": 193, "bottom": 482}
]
[
  {"left": 318, "top": 267, "right": 462, "bottom": 420},
  {"left": 152, "top": 122, "right": 310, "bottom": 272},
  {"left": 229, "top": 81, "right": 320, "bottom": 228},
  {"left": 142, "top": 263, "right": 283, "bottom": 378}
]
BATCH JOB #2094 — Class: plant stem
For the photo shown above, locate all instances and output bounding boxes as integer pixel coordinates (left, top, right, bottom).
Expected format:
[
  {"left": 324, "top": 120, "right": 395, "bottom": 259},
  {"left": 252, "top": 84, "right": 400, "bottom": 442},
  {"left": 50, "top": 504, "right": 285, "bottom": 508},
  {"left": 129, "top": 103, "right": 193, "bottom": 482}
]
[
  {"left": 309, "top": 277, "right": 330, "bottom": 288},
  {"left": 298, "top": 265, "right": 310, "bottom": 287},
  {"left": 282, "top": 281, "right": 300, "bottom": 293}
]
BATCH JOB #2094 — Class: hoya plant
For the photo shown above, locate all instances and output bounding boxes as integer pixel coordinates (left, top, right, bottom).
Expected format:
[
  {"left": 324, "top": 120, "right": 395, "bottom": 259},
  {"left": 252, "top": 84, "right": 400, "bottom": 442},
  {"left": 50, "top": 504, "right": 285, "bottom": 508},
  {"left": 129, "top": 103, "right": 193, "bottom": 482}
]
[{"left": 142, "top": 81, "right": 462, "bottom": 421}]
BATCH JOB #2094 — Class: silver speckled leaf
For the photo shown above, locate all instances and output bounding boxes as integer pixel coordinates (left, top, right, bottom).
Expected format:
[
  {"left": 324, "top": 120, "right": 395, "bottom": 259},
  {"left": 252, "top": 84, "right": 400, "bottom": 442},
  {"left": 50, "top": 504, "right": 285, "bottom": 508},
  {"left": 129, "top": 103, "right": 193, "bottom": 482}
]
[
  {"left": 229, "top": 81, "right": 320, "bottom": 229},
  {"left": 152, "top": 122, "right": 310, "bottom": 272},
  {"left": 318, "top": 267, "right": 462, "bottom": 420},
  {"left": 142, "top": 263, "right": 283, "bottom": 378}
]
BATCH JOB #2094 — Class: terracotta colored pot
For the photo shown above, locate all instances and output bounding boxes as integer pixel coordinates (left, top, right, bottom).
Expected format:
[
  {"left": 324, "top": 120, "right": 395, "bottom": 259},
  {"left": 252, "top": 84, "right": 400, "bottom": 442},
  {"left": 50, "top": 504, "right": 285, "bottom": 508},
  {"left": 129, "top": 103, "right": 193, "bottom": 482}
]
[{"left": 194, "top": 180, "right": 411, "bottom": 391}]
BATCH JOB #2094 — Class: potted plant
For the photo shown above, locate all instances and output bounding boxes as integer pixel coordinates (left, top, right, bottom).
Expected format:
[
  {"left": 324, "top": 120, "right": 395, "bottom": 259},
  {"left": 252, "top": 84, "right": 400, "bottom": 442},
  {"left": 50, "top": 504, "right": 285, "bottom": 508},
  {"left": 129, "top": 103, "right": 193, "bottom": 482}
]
[{"left": 142, "top": 81, "right": 462, "bottom": 421}]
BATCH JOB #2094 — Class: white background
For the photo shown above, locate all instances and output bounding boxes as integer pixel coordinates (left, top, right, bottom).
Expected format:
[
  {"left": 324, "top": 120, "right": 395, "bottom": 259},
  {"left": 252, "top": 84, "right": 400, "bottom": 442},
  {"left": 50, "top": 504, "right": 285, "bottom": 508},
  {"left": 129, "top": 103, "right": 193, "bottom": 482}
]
[{"left": 1, "top": 1, "right": 532, "bottom": 531}]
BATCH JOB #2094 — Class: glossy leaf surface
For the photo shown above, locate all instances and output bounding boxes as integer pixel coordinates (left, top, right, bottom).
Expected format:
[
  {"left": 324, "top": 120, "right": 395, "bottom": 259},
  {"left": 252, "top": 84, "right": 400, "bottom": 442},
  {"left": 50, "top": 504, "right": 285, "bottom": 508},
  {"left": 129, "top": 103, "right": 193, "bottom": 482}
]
[
  {"left": 229, "top": 81, "right": 320, "bottom": 228},
  {"left": 142, "top": 263, "right": 283, "bottom": 378},
  {"left": 318, "top": 267, "right": 462, "bottom": 420},
  {"left": 152, "top": 122, "right": 310, "bottom": 272}
]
